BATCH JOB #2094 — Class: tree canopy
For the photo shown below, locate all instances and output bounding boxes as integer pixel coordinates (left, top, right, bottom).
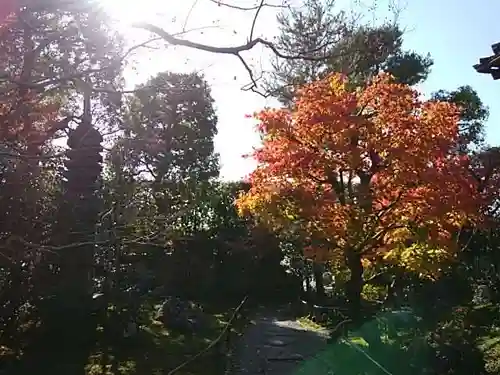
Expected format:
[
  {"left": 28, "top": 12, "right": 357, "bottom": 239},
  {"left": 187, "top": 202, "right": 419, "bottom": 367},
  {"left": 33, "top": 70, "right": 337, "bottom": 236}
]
[
  {"left": 237, "top": 72, "right": 488, "bottom": 309},
  {"left": 0, "top": 1, "right": 498, "bottom": 375}
]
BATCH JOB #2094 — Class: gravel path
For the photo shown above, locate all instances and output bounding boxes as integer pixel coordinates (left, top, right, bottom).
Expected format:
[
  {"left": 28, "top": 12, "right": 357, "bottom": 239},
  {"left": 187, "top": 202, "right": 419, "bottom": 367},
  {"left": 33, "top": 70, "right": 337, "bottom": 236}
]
[{"left": 231, "top": 309, "right": 330, "bottom": 375}]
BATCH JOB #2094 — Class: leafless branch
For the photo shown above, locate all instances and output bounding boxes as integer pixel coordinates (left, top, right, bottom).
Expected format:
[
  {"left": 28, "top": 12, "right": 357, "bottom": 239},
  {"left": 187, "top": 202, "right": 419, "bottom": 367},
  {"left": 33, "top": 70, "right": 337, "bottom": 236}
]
[
  {"left": 134, "top": 22, "right": 339, "bottom": 61},
  {"left": 183, "top": 0, "right": 200, "bottom": 32},
  {"left": 132, "top": 20, "right": 360, "bottom": 97},
  {"left": 208, "top": 0, "right": 287, "bottom": 11},
  {"left": 121, "top": 37, "right": 164, "bottom": 61},
  {"left": 12, "top": 237, "right": 168, "bottom": 254},
  {"left": 0, "top": 26, "right": 218, "bottom": 94},
  {"left": 236, "top": 53, "right": 263, "bottom": 93},
  {"left": 166, "top": 296, "right": 248, "bottom": 375},
  {"left": 249, "top": 0, "right": 265, "bottom": 41}
]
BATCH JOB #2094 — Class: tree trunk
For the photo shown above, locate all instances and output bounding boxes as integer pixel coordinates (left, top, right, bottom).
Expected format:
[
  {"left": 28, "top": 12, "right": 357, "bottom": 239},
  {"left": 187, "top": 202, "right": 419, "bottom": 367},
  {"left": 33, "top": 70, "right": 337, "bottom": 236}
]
[
  {"left": 313, "top": 262, "right": 325, "bottom": 302},
  {"left": 304, "top": 272, "right": 312, "bottom": 297},
  {"left": 388, "top": 270, "right": 408, "bottom": 308},
  {"left": 346, "top": 252, "right": 363, "bottom": 320}
]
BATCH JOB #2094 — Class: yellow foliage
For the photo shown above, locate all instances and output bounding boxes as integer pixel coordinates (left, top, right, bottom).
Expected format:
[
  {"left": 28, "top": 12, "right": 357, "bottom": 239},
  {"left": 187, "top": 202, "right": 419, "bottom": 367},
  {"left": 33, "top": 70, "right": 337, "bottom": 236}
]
[
  {"left": 236, "top": 72, "right": 484, "bottom": 279},
  {"left": 329, "top": 74, "right": 348, "bottom": 94},
  {"left": 384, "top": 242, "right": 450, "bottom": 278}
]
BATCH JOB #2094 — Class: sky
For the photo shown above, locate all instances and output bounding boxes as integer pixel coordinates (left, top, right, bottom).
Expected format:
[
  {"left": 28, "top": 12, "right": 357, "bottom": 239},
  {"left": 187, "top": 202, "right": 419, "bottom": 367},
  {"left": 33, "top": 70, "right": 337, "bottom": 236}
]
[{"left": 100, "top": 0, "right": 499, "bottom": 182}]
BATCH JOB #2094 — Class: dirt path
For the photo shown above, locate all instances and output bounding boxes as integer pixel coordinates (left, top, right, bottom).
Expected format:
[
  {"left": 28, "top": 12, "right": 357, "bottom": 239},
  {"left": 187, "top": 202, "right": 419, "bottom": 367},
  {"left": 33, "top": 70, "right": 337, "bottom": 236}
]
[{"left": 231, "top": 309, "right": 330, "bottom": 374}]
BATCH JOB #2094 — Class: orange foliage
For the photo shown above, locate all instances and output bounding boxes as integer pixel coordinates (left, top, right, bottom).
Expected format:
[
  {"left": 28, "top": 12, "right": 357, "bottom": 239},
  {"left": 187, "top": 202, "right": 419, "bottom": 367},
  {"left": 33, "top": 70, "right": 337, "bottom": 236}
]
[{"left": 237, "top": 73, "right": 484, "bottom": 276}]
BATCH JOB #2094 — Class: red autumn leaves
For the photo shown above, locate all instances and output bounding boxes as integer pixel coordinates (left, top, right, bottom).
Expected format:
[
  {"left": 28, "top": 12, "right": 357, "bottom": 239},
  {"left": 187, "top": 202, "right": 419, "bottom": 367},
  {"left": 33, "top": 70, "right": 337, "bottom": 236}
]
[{"left": 237, "top": 73, "right": 485, "bottom": 272}]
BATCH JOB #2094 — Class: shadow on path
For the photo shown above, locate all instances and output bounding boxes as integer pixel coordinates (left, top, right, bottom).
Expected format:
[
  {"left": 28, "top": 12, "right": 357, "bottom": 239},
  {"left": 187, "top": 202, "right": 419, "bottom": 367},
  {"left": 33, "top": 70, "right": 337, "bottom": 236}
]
[{"left": 232, "top": 308, "right": 329, "bottom": 375}]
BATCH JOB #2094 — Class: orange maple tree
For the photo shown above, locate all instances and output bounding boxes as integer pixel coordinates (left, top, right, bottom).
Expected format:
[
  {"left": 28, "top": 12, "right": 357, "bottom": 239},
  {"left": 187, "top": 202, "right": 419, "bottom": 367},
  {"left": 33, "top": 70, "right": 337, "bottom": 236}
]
[{"left": 237, "top": 73, "right": 485, "bottom": 306}]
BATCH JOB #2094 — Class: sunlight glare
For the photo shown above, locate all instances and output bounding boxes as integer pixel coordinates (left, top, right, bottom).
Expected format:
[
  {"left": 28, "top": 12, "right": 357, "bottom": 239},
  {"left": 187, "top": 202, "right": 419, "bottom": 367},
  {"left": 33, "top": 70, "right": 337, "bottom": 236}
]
[{"left": 98, "top": 0, "right": 168, "bottom": 27}]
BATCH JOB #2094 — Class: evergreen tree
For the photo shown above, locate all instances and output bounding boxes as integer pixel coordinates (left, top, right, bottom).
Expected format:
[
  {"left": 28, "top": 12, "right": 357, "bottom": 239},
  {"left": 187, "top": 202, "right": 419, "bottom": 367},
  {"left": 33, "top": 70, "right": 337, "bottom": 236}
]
[
  {"left": 116, "top": 72, "right": 219, "bottom": 233},
  {"left": 266, "top": 0, "right": 433, "bottom": 105}
]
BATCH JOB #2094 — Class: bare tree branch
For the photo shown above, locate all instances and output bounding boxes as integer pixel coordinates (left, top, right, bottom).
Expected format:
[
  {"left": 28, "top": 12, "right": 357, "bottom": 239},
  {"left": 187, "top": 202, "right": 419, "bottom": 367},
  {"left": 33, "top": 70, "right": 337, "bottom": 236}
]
[
  {"left": 133, "top": 22, "right": 344, "bottom": 61},
  {"left": 132, "top": 19, "right": 361, "bottom": 97},
  {"left": 208, "top": 0, "right": 287, "bottom": 11},
  {"left": 121, "top": 37, "right": 164, "bottom": 60},
  {"left": 0, "top": 26, "right": 218, "bottom": 94},
  {"left": 249, "top": 0, "right": 265, "bottom": 42},
  {"left": 166, "top": 296, "right": 248, "bottom": 375},
  {"left": 183, "top": 0, "right": 200, "bottom": 32}
]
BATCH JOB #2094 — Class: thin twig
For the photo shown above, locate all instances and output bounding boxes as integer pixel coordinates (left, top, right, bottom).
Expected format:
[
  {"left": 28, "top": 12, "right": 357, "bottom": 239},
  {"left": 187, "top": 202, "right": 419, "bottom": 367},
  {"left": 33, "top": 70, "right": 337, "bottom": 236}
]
[
  {"left": 183, "top": 0, "right": 200, "bottom": 32},
  {"left": 134, "top": 21, "right": 347, "bottom": 62},
  {"left": 1, "top": 26, "right": 218, "bottom": 94},
  {"left": 249, "top": 0, "right": 265, "bottom": 42},
  {"left": 167, "top": 296, "right": 248, "bottom": 375},
  {"left": 208, "top": 0, "right": 287, "bottom": 11}
]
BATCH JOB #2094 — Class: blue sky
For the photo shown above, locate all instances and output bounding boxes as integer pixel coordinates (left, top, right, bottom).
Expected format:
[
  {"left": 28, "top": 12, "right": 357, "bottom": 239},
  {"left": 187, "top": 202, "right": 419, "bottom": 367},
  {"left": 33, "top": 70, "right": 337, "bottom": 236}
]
[
  {"left": 103, "top": 0, "right": 498, "bottom": 181},
  {"left": 399, "top": 0, "right": 499, "bottom": 143}
]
